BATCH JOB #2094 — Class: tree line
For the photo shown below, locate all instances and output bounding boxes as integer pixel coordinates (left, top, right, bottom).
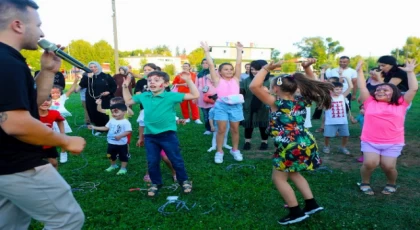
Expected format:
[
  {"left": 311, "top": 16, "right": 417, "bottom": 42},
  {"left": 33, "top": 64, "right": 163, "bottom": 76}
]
[{"left": 21, "top": 37, "right": 420, "bottom": 75}]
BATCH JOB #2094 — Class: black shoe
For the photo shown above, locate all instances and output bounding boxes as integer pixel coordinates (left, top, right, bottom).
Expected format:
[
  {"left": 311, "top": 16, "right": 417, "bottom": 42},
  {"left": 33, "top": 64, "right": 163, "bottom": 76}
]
[
  {"left": 243, "top": 142, "right": 251, "bottom": 150},
  {"left": 259, "top": 142, "right": 268, "bottom": 150},
  {"left": 278, "top": 213, "right": 309, "bottom": 225},
  {"left": 303, "top": 205, "right": 324, "bottom": 215}
]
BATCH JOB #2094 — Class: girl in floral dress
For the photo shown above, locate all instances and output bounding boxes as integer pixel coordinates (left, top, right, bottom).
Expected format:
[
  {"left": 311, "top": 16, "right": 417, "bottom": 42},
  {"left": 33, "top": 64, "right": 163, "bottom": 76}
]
[{"left": 249, "top": 59, "right": 334, "bottom": 225}]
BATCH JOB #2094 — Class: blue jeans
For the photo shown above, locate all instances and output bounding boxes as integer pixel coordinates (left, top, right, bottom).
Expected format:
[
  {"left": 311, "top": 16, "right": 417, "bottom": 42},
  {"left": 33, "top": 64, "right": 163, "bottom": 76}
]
[{"left": 144, "top": 131, "right": 188, "bottom": 185}]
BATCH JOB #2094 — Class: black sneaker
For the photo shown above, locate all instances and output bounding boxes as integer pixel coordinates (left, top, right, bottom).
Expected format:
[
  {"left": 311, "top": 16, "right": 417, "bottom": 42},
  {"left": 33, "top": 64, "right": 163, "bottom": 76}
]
[
  {"left": 303, "top": 206, "right": 324, "bottom": 215},
  {"left": 243, "top": 142, "right": 251, "bottom": 150},
  {"left": 278, "top": 213, "right": 309, "bottom": 225},
  {"left": 259, "top": 142, "right": 268, "bottom": 150}
]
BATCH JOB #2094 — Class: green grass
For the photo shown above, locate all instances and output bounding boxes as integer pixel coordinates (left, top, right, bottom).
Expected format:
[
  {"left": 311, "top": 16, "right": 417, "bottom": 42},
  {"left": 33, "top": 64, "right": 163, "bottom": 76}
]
[{"left": 30, "top": 94, "right": 420, "bottom": 229}]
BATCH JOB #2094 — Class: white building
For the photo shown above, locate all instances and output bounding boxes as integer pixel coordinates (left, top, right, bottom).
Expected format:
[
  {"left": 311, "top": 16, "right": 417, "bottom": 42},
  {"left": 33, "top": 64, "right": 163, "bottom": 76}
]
[
  {"left": 210, "top": 44, "right": 272, "bottom": 61},
  {"left": 123, "top": 56, "right": 182, "bottom": 73}
]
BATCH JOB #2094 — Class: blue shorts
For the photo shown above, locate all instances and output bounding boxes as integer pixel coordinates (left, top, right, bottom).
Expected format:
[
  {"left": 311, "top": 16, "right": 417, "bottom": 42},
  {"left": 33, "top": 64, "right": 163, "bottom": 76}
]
[
  {"left": 324, "top": 124, "right": 349, "bottom": 137},
  {"left": 213, "top": 101, "right": 244, "bottom": 122}
]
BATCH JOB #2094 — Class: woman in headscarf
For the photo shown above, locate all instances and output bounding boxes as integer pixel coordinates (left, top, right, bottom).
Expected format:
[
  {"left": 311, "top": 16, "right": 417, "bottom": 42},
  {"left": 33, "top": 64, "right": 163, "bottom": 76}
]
[
  {"left": 377, "top": 55, "right": 409, "bottom": 93},
  {"left": 113, "top": 66, "right": 135, "bottom": 97},
  {"left": 240, "top": 60, "right": 270, "bottom": 150},
  {"left": 195, "top": 58, "right": 216, "bottom": 135},
  {"left": 79, "top": 61, "right": 117, "bottom": 129}
]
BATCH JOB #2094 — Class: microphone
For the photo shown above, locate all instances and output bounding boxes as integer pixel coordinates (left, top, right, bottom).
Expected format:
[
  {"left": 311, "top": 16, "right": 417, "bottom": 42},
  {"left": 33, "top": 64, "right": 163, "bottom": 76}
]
[{"left": 38, "top": 39, "right": 92, "bottom": 73}]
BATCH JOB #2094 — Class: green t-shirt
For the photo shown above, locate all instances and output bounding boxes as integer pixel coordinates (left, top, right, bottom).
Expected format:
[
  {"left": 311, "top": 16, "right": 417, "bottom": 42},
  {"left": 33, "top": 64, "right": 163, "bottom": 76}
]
[{"left": 133, "top": 91, "right": 184, "bottom": 134}]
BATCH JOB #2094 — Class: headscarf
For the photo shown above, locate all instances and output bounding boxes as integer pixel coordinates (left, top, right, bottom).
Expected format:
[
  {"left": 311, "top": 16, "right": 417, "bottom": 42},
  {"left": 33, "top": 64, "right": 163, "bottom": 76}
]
[
  {"left": 88, "top": 61, "right": 102, "bottom": 75},
  {"left": 197, "top": 58, "right": 210, "bottom": 78},
  {"left": 119, "top": 66, "right": 128, "bottom": 75}
]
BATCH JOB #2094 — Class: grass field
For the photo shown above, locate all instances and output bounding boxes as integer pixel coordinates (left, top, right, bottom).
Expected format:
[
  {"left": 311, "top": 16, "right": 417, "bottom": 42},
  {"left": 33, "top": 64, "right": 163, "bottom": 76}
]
[{"left": 30, "top": 92, "right": 420, "bottom": 230}]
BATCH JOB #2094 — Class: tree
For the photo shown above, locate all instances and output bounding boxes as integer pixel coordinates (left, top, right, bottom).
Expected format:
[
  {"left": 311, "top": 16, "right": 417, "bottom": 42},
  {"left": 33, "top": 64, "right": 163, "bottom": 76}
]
[
  {"left": 92, "top": 40, "right": 115, "bottom": 73},
  {"left": 140, "top": 58, "right": 148, "bottom": 68},
  {"left": 163, "top": 64, "right": 176, "bottom": 78},
  {"left": 119, "top": 50, "right": 132, "bottom": 57},
  {"left": 187, "top": 48, "right": 205, "bottom": 69},
  {"left": 280, "top": 53, "right": 297, "bottom": 73},
  {"left": 392, "top": 36, "right": 420, "bottom": 72},
  {"left": 153, "top": 45, "right": 172, "bottom": 56},
  {"left": 182, "top": 48, "right": 186, "bottom": 55},
  {"left": 175, "top": 46, "right": 180, "bottom": 56},
  {"left": 66, "top": 39, "right": 95, "bottom": 68},
  {"left": 294, "top": 37, "right": 344, "bottom": 68},
  {"left": 271, "top": 49, "right": 281, "bottom": 62},
  {"left": 20, "top": 48, "right": 43, "bottom": 71}
]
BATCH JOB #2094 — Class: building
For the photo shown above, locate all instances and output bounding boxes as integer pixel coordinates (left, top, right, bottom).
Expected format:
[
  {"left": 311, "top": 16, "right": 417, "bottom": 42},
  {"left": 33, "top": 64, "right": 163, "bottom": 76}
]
[
  {"left": 210, "top": 43, "right": 272, "bottom": 60},
  {"left": 123, "top": 56, "right": 182, "bottom": 73}
]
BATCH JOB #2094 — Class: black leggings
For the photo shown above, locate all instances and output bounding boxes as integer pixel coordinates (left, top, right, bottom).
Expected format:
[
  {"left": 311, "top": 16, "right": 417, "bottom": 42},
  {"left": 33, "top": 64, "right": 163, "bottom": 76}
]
[{"left": 244, "top": 127, "right": 268, "bottom": 141}]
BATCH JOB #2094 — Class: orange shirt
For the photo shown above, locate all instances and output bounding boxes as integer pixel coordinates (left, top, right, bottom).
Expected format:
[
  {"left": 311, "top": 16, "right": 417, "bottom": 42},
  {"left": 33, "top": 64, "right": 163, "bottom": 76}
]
[{"left": 172, "top": 72, "right": 197, "bottom": 93}]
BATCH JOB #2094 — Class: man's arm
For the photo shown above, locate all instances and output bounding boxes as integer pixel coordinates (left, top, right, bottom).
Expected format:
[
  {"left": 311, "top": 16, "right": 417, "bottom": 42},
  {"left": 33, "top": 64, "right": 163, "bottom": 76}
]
[
  {"left": 0, "top": 110, "right": 70, "bottom": 147},
  {"left": 35, "top": 70, "right": 56, "bottom": 106}
]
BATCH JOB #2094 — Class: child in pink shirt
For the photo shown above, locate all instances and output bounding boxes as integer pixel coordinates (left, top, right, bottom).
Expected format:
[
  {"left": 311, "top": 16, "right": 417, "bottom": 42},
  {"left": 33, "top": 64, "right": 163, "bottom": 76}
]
[{"left": 357, "top": 60, "right": 418, "bottom": 196}]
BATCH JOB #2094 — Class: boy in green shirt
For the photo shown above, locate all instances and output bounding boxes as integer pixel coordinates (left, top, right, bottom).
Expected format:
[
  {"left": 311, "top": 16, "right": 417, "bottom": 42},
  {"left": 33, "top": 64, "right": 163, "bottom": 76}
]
[{"left": 122, "top": 71, "right": 199, "bottom": 196}]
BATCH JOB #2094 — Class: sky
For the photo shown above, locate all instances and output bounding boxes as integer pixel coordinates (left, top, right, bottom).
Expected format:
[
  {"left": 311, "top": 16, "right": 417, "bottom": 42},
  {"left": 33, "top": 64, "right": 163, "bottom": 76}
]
[{"left": 36, "top": 0, "right": 420, "bottom": 58}]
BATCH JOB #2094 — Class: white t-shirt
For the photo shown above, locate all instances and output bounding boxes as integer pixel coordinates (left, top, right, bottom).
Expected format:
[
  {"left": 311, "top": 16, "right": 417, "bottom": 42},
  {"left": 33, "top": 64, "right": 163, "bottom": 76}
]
[
  {"left": 240, "top": 73, "right": 249, "bottom": 81},
  {"left": 325, "top": 67, "right": 357, "bottom": 93},
  {"left": 50, "top": 94, "right": 71, "bottom": 117},
  {"left": 106, "top": 119, "right": 132, "bottom": 145},
  {"left": 324, "top": 95, "right": 348, "bottom": 125}
]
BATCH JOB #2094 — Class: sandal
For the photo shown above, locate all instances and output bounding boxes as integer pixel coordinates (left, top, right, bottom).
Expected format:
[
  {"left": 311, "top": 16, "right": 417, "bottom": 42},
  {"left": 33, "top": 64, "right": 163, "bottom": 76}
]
[
  {"left": 147, "top": 184, "right": 159, "bottom": 197},
  {"left": 382, "top": 184, "right": 397, "bottom": 195},
  {"left": 182, "top": 180, "right": 192, "bottom": 194},
  {"left": 358, "top": 182, "right": 374, "bottom": 195},
  {"left": 315, "top": 128, "right": 324, "bottom": 133}
]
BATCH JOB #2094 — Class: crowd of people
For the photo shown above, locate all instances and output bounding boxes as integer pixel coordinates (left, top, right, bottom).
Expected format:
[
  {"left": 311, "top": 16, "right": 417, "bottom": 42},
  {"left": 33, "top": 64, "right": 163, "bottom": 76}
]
[{"left": 0, "top": 0, "right": 418, "bottom": 228}]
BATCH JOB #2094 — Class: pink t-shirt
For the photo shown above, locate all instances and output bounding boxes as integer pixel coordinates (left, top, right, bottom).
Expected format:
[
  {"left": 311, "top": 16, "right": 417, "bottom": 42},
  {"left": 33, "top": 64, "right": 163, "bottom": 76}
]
[
  {"left": 195, "top": 76, "right": 216, "bottom": 109},
  {"left": 361, "top": 96, "right": 408, "bottom": 144}
]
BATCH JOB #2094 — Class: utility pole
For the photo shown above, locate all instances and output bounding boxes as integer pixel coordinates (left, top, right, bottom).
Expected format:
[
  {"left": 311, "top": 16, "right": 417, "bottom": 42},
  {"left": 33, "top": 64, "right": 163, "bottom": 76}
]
[{"left": 112, "top": 0, "right": 119, "bottom": 73}]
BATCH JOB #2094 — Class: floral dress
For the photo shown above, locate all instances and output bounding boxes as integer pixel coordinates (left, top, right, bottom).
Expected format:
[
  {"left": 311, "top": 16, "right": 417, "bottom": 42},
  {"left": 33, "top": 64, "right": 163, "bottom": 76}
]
[{"left": 267, "top": 96, "right": 321, "bottom": 172}]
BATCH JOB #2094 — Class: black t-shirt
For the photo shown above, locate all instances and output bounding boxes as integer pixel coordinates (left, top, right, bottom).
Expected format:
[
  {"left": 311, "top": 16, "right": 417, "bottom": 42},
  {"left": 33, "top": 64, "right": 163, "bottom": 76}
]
[
  {"left": 134, "top": 79, "right": 148, "bottom": 110},
  {"left": 384, "top": 69, "right": 409, "bottom": 93},
  {"left": 34, "top": 70, "right": 66, "bottom": 89},
  {"left": 0, "top": 42, "right": 47, "bottom": 175}
]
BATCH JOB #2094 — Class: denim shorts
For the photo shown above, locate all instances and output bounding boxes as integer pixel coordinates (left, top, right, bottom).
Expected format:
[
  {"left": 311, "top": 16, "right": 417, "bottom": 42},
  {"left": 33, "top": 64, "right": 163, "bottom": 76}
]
[
  {"left": 324, "top": 124, "right": 349, "bottom": 137},
  {"left": 361, "top": 141, "right": 404, "bottom": 158},
  {"left": 213, "top": 101, "right": 244, "bottom": 122}
]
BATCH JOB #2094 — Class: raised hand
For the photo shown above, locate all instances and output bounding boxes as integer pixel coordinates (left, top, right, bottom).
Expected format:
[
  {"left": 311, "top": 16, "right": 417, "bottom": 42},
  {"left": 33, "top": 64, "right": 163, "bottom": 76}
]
[
  {"left": 301, "top": 58, "right": 317, "bottom": 68},
  {"left": 356, "top": 60, "right": 364, "bottom": 72},
  {"left": 123, "top": 73, "right": 132, "bottom": 85},
  {"left": 200, "top": 41, "right": 211, "bottom": 52},
  {"left": 95, "top": 99, "right": 102, "bottom": 105},
  {"left": 87, "top": 73, "right": 94, "bottom": 78},
  {"left": 265, "top": 60, "right": 284, "bottom": 71},
  {"left": 236, "top": 42, "right": 244, "bottom": 52},
  {"left": 180, "top": 71, "right": 192, "bottom": 81},
  {"left": 399, "top": 59, "right": 418, "bottom": 72}
]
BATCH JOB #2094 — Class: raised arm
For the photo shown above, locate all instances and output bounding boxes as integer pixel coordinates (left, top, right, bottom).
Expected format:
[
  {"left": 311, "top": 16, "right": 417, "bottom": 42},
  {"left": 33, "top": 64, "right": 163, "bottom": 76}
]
[
  {"left": 35, "top": 48, "right": 65, "bottom": 106},
  {"left": 122, "top": 74, "right": 136, "bottom": 106},
  {"left": 181, "top": 72, "right": 200, "bottom": 100},
  {"left": 65, "top": 75, "right": 80, "bottom": 98},
  {"left": 200, "top": 42, "right": 219, "bottom": 86},
  {"left": 342, "top": 75, "right": 353, "bottom": 97},
  {"left": 301, "top": 58, "right": 318, "bottom": 80},
  {"left": 399, "top": 60, "right": 419, "bottom": 104},
  {"left": 356, "top": 60, "right": 370, "bottom": 103},
  {"left": 249, "top": 61, "right": 283, "bottom": 110},
  {"left": 233, "top": 42, "right": 243, "bottom": 81},
  {"left": 96, "top": 99, "right": 107, "bottom": 114}
]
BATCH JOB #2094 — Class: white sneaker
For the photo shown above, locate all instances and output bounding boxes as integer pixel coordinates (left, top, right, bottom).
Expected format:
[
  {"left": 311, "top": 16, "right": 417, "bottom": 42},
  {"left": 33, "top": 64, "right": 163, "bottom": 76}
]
[
  {"left": 60, "top": 152, "right": 68, "bottom": 163},
  {"left": 194, "top": 119, "right": 203, "bottom": 124},
  {"left": 207, "top": 147, "right": 216, "bottom": 152},
  {"left": 203, "top": 131, "right": 212, "bottom": 135},
  {"left": 223, "top": 144, "right": 232, "bottom": 150},
  {"left": 94, "top": 132, "right": 101, "bottom": 136},
  {"left": 214, "top": 152, "right": 224, "bottom": 164},
  {"left": 230, "top": 149, "right": 243, "bottom": 161},
  {"left": 185, "top": 119, "right": 191, "bottom": 123}
]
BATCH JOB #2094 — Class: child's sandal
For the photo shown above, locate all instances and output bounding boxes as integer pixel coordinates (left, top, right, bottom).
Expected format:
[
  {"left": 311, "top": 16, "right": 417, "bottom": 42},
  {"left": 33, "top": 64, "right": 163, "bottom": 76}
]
[
  {"left": 182, "top": 180, "right": 192, "bottom": 194},
  {"left": 358, "top": 182, "right": 374, "bottom": 195},
  {"left": 382, "top": 184, "right": 397, "bottom": 195},
  {"left": 147, "top": 184, "right": 159, "bottom": 197}
]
